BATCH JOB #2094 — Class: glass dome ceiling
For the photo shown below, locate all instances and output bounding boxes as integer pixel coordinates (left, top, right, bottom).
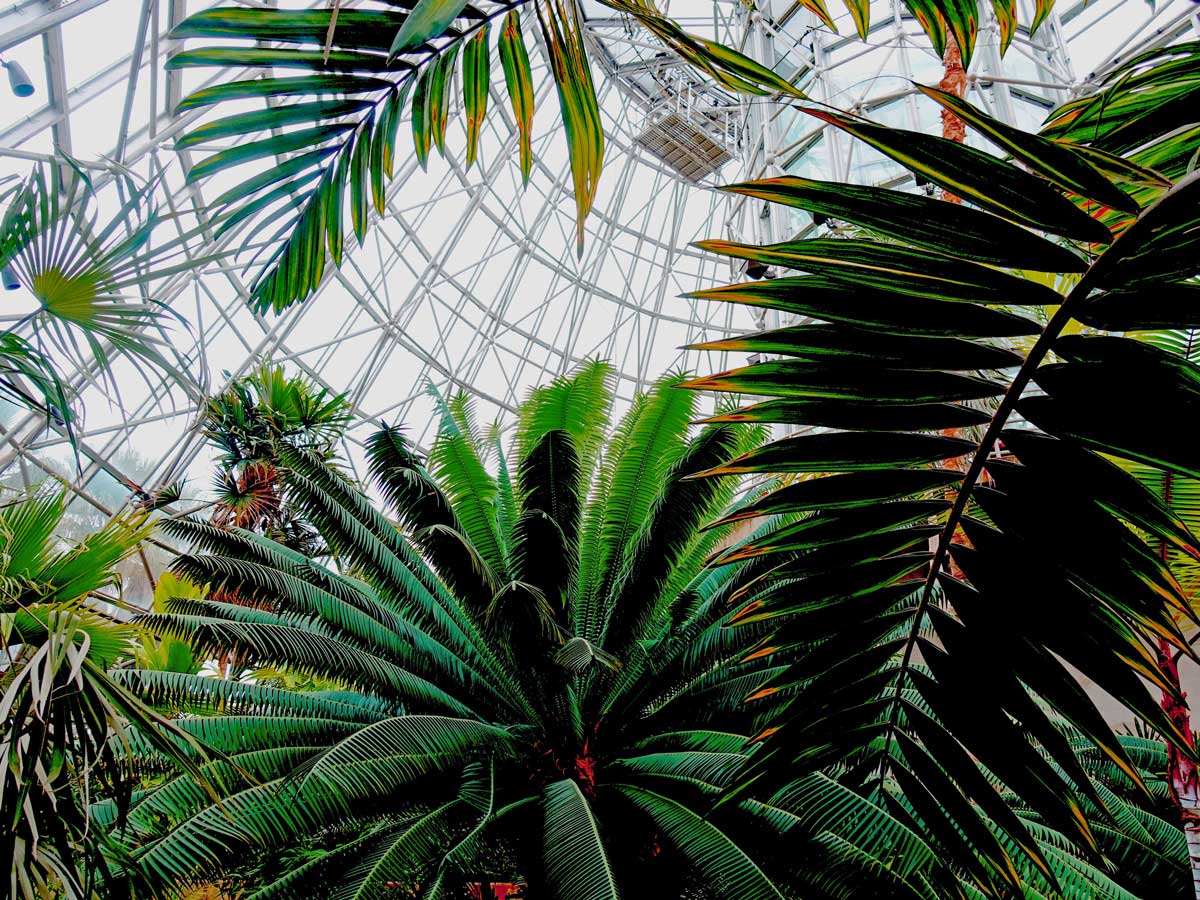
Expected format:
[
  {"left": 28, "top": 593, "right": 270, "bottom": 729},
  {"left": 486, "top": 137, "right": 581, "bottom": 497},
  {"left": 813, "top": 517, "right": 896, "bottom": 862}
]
[{"left": 0, "top": 0, "right": 1193, "bottom": 527}]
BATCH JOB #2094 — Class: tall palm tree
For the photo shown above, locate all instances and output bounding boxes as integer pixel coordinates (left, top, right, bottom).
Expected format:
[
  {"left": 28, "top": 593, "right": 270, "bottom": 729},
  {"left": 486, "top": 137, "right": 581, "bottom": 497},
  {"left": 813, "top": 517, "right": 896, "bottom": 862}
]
[
  {"left": 166, "top": 0, "right": 1056, "bottom": 313},
  {"left": 0, "top": 492, "right": 206, "bottom": 900},
  {"left": 203, "top": 361, "right": 351, "bottom": 555},
  {"left": 680, "top": 36, "right": 1200, "bottom": 900},
  {"left": 112, "top": 363, "right": 805, "bottom": 898}
]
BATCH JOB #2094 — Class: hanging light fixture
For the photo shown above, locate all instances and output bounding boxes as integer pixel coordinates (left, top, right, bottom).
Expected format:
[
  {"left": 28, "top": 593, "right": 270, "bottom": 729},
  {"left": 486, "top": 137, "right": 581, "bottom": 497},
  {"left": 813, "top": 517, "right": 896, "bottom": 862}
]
[
  {"left": 2, "top": 60, "right": 34, "bottom": 98},
  {"left": 1, "top": 265, "right": 20, "bottom": 291}
]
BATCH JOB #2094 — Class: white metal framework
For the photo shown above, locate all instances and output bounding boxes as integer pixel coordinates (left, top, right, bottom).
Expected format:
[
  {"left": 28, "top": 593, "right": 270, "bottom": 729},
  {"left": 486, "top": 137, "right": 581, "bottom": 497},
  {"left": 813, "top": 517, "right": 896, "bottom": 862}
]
[{"left": 0, "top": 0, "right": 1193, "bottom": 542}]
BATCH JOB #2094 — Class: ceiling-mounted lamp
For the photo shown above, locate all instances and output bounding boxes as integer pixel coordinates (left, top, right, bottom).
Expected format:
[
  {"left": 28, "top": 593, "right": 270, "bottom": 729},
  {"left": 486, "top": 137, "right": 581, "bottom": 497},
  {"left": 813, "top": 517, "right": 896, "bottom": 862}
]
[
  {"left": 2, "top": 265, "right": 21, "bottom": 290},
  {"left": 2, "top": 59, "right": 34, "bottom": 98}
]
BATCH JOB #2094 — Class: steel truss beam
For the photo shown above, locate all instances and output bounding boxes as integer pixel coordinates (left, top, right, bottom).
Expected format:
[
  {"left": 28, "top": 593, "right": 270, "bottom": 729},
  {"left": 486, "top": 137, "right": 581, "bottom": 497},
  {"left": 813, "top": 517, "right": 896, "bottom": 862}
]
[{"left": 0, "top": 0, "right": 1193, "bottom": 537}]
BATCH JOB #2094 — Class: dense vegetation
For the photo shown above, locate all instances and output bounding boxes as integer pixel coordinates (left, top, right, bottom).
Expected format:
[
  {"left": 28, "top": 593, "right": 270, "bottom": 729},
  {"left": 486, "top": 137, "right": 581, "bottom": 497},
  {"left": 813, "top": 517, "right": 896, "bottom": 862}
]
[
  {"left": 106, "top": 367, "right": 798, "bottom": 897},
  {"left": 4, "top": 4, "right": 1200, "bottom": 900},
  {"left": 0, "top": 495, "right": 203, "bottom": 900},
  {"left": 682, "top": 37, "right": 1200, "bottom": 899}
]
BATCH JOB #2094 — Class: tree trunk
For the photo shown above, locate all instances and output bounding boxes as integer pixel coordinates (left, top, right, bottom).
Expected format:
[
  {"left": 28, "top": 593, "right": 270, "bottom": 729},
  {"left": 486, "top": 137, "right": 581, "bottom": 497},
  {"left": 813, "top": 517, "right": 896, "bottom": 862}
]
[
  {"left": 938, "top": 35, "right": 968, "bottom": 204},
  {"left": 936, "top": 33, "right": 971, "bottom": 576}
]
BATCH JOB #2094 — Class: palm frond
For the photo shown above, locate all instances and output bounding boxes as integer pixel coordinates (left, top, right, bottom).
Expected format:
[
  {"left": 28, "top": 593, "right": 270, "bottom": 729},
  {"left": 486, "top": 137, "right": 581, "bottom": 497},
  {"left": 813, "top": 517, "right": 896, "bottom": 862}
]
[
  {"left": 685, "top": 43, "right": 1200, "bottom": 895},
  {"left": 513, "top": 429, "right": 582, "bottom": 608},
  {"left": 599, "top": 423, "right": 745, "bottom": 664},
  {"left": 1, "top": 161, "right": 203, "bottom": 460},
  {"left": 111, "top": 668, "right": 391, "bottom": 722},
  {"left": 611, "top": 784, "right": 786, "bottom": 900},
  {"left": 428, "top": 389, "right": 508, "bottom": 578},
  {"left": 166, "top": 0, "right": 803, "bottom": 312},
  {"left": 574, "top": 375, "right": 694, "bottom": 643},
  {"left": 542, "top": 779, "right": 620, "bottom": 900},
  {"left": 516, "top": 358, "right": 614, "bottom": 476}
]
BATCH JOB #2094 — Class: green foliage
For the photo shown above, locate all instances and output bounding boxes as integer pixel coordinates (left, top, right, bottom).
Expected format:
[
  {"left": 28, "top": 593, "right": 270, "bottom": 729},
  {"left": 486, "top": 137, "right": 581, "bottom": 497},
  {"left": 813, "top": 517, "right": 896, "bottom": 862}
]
[
  {"left": 115, "top": 367, "right": 797, "bottom": 898},
  {"left": 0, "top": 492, "right": 208, "bottom": 900},
  {"left": 203, "top": 361, "right": 350, "bottom": 553},
  {"left": 683, "top": 40, "right": 1200, "bottom": 899},
  {"left": 204, "top": 361, "right": 351, "bottom": 471},
  {"left": 791, "top": 0, "right": 1036, "bottom": 57},
  {"left": 167, "top": 0, "right": 799, "bottom": 314},
  {"left": 167, "top": 0, "right": 1062, "bottom": 313},
  {"left": 135, "top": 572, "right": 203, "bottom": 674},
  {"left": 0, "top": 160, "right": 200, "bottom": 461}
]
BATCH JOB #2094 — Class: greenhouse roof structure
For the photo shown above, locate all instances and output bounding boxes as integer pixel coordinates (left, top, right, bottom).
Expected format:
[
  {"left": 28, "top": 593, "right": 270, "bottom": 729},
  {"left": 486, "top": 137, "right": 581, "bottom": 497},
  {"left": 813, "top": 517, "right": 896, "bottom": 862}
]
[{"left": 0, "top": 0, "right": 1195, "bottom": 523}]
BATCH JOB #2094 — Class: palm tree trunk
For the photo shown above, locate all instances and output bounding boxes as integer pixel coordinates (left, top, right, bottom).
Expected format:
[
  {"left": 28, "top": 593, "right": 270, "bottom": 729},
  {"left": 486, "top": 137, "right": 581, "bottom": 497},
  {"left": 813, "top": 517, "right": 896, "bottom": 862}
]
[
  {"left": 938, "top": 35, "right": 968, "bottom": 204},
  {"left": 937, "top": 34, "right": 970, "bottom": 575}
]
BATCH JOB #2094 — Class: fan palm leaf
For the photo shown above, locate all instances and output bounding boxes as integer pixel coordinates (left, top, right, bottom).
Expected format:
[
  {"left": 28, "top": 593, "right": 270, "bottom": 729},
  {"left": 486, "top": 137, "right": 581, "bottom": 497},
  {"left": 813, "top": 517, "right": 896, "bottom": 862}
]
[{"left": 0, "top": 162, "right": 203, "bottom": 459}]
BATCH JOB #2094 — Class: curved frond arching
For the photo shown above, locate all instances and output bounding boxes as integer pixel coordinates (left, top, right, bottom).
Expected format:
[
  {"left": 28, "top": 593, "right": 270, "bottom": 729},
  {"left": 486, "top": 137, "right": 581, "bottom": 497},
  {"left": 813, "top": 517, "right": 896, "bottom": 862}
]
[
  {"left": 684, "top": 40, "right": 1200, "bottom": 899},
  {"left": 611, "top": 784, "right": 787, "bottom": 900}
]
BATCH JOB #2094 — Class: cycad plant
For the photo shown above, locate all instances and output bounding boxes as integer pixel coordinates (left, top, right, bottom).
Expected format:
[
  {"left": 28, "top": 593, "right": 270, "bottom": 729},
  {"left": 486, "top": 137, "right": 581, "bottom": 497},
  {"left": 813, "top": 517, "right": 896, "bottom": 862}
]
[
  {"left": 681, "top": 39, "right": 1200, "bottom": 898},
  {"left": 113, "top": 363, "right": 809, "bottom": 898},
  {"left": 0, "top": 492, "right": 204, "bottom": 900},
  {"left": 165, "top": 0, "right": 1060, "bottom": 313}
]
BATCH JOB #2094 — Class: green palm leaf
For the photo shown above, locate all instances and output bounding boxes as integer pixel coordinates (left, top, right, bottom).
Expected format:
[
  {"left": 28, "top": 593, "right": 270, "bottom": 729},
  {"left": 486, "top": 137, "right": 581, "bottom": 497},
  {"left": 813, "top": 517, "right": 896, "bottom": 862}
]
[
  {"left": 575, "top": 375, "right": 694, "bottom": 642},
  {"left": 516, "top": 357, "right": 614, "bottom": 475},
  {"left": 428, "top": 389, "right": 508, "bottom": 578},
  {"left": 0, "top": 162, "right": 203, "bottom": 460},
  {"left": 686, "top": 41, "right": 1200, "bottom": 897},
  {"left": 295, "top": 716, "right": 512, "bottom": 797},
  {"left": 612, "top": 785, "right": 786, "bottom": 900},
  {"left": 167, "top": 0, "right": 799, "bottom": 313},
  {"left": 1, "top": 494, "right": 212, "bottom": 900}
]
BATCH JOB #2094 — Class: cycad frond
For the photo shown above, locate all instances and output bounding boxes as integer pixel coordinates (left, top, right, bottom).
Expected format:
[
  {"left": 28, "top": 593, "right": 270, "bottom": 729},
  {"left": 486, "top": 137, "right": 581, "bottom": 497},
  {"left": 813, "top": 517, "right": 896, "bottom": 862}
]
[
  {"left": 120, "top": 367, "right": 799, "bottom": 897},
  {"left": 428, "top": 389, "right": 507, "bottom": 578},
  {"left": 516, "top": 358, "right": 615, "bottom": 478},
  {"left": 513, "top": 429, "right": 582, "bottom": 607},
  {"left": 574, "top": 375, "right": 694, "bottom": 643}
]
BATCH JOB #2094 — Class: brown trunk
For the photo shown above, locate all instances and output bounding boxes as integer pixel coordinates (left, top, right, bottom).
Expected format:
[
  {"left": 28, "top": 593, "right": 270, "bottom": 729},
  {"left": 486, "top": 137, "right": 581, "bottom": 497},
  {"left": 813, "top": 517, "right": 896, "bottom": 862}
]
[
  {"left": 936, "top": 34, "right": 971, "bottom": 576},
  {"left": 938, "top": 35, "right": 968, "bottom": 204}
]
